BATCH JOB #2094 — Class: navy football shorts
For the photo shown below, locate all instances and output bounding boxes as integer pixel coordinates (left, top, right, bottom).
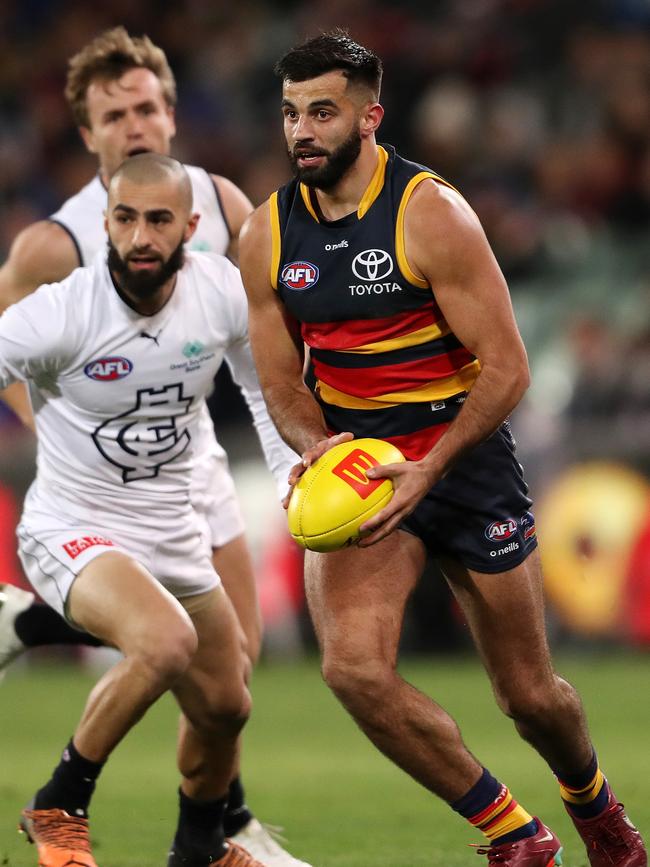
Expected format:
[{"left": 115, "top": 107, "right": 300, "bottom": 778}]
[{"left": 400, "top": 421, "right": 538, "bottom": 573}]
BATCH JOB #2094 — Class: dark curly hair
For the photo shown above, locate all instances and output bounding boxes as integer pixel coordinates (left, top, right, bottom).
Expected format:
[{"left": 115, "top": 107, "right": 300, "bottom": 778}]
[{"left": 275, "top": 30, "right": 382, "bottom": 98}]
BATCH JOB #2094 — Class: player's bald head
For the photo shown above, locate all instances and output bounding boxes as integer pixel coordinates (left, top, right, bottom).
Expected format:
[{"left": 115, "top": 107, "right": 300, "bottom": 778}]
[{"left": 109, "top": 153, "right": 193, "bottom": 212}]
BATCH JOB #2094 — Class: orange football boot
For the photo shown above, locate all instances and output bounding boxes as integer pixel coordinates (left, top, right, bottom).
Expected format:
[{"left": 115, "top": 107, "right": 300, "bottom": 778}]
[
  {"left": 167, "top": 839, "right": 267, "bottom": 865},
  {"left": 19, "top": 807, "right": 98, "bottom": 867}
]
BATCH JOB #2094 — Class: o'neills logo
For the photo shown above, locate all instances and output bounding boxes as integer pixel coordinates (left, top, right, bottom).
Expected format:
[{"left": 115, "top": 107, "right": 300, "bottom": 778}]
[
  {"left": 62, "top": 535, "right": 115, "bottom": 559},
  {"left": 331, "top": 448, "right": 384, "bottom": 500}
]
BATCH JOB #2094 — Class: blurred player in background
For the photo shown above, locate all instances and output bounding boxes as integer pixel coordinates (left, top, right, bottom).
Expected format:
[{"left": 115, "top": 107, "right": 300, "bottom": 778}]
[
  {"left": 0, "top": 27, "right": 309, "bottom": 867},
  {"left": 240, "top": 31, "right": 647, "bottom": 867}
]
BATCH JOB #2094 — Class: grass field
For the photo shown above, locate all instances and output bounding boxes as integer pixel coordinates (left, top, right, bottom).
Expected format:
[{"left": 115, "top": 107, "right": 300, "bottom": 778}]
[{"left": 0, "top": 651, "right": 648, "bottom": 866}]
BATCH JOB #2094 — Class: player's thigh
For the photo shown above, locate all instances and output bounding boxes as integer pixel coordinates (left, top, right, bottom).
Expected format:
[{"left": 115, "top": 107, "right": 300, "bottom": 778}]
[
  {"left": 305, "top": 528, "right": 426, "bottom": 665},
  {"left": 173, "top": 586, "right": 250, "bottom": 722},
  {"left": 440, "top": 548, "right": 554, "bottom": 689},
  {"left": 68, "top": 550, "right": 195, "bottom": 653},
  {"left": 211, "top": 534, "right": 261, "bottom": 662}
]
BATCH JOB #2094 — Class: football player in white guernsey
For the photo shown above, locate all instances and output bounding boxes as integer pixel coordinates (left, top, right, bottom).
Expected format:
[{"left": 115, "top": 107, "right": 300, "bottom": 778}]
[
  {"left": 2, "top": 154, "right": 300, "bottom": 867},
  {"left": 0, "top": 27, "right": 310, "bottom": 867}
]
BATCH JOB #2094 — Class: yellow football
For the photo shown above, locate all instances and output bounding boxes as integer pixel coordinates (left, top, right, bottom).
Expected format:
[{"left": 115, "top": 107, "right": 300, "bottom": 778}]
[{"left": 287, "top": 438, "right": 406, "bottom": 552}]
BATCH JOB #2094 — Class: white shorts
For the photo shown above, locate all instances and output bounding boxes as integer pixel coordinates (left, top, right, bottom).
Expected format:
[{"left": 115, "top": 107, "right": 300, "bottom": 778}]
[
  {"left": 17, "top": 495, "right": 219, "bottom": 620},
  {"left": 191, "top": 452, "right": 245, "bottom": 550}
]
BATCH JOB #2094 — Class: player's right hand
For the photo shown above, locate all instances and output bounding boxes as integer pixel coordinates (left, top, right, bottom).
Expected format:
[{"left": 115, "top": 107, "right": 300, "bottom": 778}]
[{"left": 282, "top": 431, "right": 354, "bottom": 509}]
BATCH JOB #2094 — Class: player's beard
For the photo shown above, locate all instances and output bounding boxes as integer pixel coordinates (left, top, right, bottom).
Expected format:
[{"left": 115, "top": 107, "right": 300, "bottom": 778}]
[
  {"left": 289, "top": 127, "right": 362, "bottom": 190},
  {"left": 107, "top": 239, "right": 185, "bottom": 299}
]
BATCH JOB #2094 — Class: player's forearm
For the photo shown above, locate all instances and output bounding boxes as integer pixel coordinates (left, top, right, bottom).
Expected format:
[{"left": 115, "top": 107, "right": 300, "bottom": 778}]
[
  {"left": 262, "top": 380, "right": 329, "bottom": 456},
  {"left": 0, "top": 381, "right": 35, "bottom": 431},
  {"left": 422, "top": 360, "right": 529, "bottom": 480}
]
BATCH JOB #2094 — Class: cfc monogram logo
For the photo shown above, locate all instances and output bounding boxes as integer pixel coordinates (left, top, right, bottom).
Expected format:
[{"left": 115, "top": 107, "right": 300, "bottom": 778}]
[
  {"left": 331, "top": 448, "right": 385, "bottom": 499},
  {"left": 92, "top": 383, "right": 193, "bottom": 482}
]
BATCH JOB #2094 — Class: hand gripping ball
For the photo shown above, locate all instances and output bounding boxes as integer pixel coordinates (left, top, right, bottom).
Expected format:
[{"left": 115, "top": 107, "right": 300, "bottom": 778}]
[{"left": 287, "top": 438, "right": 405, "bottom": 552}]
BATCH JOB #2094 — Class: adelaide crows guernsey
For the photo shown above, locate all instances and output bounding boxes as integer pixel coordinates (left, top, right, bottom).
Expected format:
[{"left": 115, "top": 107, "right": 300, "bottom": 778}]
[{"left": 271, "top": 145, "right": 480, "bottom": 461}]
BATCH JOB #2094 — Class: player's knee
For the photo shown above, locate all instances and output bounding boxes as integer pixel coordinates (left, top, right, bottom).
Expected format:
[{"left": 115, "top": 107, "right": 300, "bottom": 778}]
[
  {"left": 322, "top": 652, "right": 391, "bottom": 708},
  {"left": 494, "top": 676, "right": 560, "bottom": 723},
  {"left": 134, "top": 618, "right": 198, "bottom": 685},
  {"left": 190, "top": 682, "right": 251, "bottom": 736}
]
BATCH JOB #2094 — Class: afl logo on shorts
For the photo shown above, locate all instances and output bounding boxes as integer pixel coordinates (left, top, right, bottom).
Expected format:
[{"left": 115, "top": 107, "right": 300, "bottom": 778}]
[
  {"left": 485, "top": 518, "right": 518, "bottom": 542},
  {"left": 84, "top": 356, "right": 133, "bottom": 381},
  {"left": 280, "top": 261, "right": 319, "bottom": 291}
]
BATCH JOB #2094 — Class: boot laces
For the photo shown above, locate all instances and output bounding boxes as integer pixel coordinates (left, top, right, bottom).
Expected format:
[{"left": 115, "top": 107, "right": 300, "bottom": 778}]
[
  {"left": 584, "top": 805, "right": 638, "bottom": 853},
  {"left": 472, "top": 841, "right": 520, "bottom": 864},
  {"left": 221, "top": 841, "right": 264, "bottom": 866},
  {"left": 24, "top": 809, "right": 92, "bottom": 853}
]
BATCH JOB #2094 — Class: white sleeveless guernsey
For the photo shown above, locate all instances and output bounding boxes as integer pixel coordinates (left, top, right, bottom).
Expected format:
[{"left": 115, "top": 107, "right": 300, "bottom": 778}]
[{"left": 48, "top": 166, "right": 252, "bottom": 548}]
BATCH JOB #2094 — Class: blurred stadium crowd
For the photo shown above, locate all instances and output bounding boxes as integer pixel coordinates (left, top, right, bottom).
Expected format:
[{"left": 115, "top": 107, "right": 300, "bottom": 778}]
[{"left": 0, "top": 0, "right": 649, "bottom": 647}]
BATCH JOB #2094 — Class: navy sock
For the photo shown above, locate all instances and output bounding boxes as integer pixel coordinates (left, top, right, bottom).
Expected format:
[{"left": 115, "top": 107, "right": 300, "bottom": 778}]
[
  {"left": 173, "top": 788, "right": 228, "bottom": 859},
  {"left": 34, "top": 738, "right": 104, "bottom": 818},
  {"left": 555, "top": 751, "right": 611, "bottom": 819},
  {"left": 15, "top": 604, "right": 103, "bottom": 648},
  {"left": 223, "top": 776, "right": 253, "bottom": 837},
  {"left": 452, "top": 768, "right": 538, "bottom": 845}
]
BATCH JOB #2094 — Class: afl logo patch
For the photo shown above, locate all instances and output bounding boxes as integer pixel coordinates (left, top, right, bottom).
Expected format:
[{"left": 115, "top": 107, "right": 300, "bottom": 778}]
[
  {"left": 280, "top": 261, "right": 319, "bottom": 291},
  {"left": 485, "top": 518, "right": 518, "bottom": 542},
  {"left": 84, "top": 357, "right": 133, "bottom": 381}
]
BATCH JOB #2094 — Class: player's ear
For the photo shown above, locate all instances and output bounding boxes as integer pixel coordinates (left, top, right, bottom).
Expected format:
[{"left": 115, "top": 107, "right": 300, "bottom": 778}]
[
  {"left": 79, "top": 125, "right": 97, "bottom": 155},
  {"left": 166, "top": 105, "right": 177, "bottom": 141},
  {"left": 360, "top": 103, "right": 384, "bottom": 139},
  {"left": 183, "top": 212, "right": 200, "bottom": 242}
]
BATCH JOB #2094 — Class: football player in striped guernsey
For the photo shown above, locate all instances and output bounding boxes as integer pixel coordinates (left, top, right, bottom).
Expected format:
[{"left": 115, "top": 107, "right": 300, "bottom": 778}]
[{"left": 240, "top": 30, "right": 646, "bottom": 867}]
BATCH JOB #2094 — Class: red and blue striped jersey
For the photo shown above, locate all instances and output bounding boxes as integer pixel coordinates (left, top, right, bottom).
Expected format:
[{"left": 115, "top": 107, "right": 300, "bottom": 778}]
[{"left": 270, "top": 145, "right": 480, "bottom": 460}]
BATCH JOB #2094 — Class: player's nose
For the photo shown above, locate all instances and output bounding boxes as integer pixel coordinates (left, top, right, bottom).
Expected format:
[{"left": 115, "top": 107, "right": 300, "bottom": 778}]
[
  {"left": 292, "top": 115, "right": 315, "bottom": 141},
  {"left": 125, "top": 112, "right": 145, "bottom": 137},
  {"left": 131, "top": 220, "right": 153, "bottom": 247}
]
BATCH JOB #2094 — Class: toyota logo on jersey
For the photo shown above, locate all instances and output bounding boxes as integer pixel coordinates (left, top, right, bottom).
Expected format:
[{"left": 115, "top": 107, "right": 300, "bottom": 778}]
[
  {"left": 84, "top": 357, "right": 133, "bottom": 381},
  {"left": 352, "top": 249, "right": 394, "bottom": 281},
  {"left": 281, "top": 261, "right": 319, "bottom": 291}
]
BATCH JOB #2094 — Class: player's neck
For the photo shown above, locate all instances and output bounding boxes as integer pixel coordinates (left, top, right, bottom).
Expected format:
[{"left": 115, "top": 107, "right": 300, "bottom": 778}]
[
  {"left": 312, "top": 142, "right": 380, "bottom": 222},
  {"left": 111, "top": 272, "right": 177, "bottom": 316}
]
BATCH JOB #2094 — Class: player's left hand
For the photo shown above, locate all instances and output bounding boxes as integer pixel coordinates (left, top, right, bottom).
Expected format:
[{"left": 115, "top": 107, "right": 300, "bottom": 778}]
[{"left": 358, "top": 459, "right": 435, "bottom": 546}]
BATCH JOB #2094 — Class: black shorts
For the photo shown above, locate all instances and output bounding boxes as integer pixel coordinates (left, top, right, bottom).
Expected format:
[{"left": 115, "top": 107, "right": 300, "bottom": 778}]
[{"left": 401, "top": 422, "right": 538, "bottom": 573}]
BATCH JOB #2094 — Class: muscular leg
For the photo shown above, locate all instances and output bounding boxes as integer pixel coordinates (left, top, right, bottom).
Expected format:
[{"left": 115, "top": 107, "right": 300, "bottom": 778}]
[
  {"left": 440, "top": 548, "right": 593, "bottom": 776},
  {"left": 167, "top": 588, "right": 251, "bottom": 863},
  {"left": 212, "top": 534, "right": 262, "bottom": 668},
  {"left": 173, "top": 586, "right": 251, "bottom": 801},
  {"left": 1, "top": 533, "right": 261, "bottom": 670},
  {"left": 67, "top": 551, "right": 199, "bottom": 762},
  {"left": 306, "top": 528, "right": 483, "bottom": 803}
]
